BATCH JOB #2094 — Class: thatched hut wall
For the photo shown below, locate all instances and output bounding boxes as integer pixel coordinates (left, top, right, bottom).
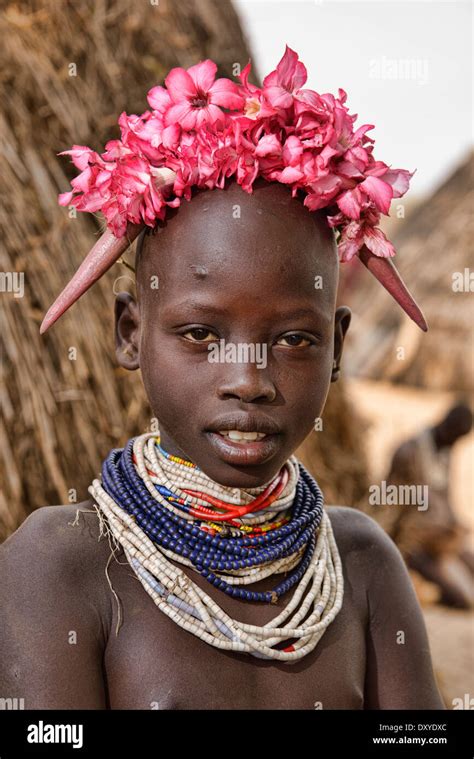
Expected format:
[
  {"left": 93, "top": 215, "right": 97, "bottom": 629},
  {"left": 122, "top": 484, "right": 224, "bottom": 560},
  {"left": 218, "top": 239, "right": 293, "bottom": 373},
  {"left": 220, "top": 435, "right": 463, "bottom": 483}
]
[
  {"left": 296, "top": 379, "right": 370, "bottom": 509},
  {"left": 344, "top": 153, "right": 473, "bottom": 392}
]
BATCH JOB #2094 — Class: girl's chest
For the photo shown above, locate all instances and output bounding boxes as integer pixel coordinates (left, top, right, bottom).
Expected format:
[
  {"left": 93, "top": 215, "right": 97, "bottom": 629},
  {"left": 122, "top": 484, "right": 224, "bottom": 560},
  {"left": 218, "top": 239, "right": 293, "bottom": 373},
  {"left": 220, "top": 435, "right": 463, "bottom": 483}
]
[{"left": 103, "top": 562, "right": 367, "bottom": 710}]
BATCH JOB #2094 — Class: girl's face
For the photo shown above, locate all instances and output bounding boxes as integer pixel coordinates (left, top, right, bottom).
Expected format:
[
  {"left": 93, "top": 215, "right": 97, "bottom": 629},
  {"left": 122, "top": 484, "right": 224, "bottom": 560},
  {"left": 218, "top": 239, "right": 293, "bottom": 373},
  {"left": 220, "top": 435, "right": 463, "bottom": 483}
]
[{"left": 115, "top": 179, "right": 351, "bottom": 488}]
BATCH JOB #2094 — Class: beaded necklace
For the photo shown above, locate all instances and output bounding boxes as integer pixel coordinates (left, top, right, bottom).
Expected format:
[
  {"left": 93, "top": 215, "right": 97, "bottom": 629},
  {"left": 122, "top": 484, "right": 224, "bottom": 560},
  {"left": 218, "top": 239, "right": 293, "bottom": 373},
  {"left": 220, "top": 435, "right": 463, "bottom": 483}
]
[{"left": 89, "top": 431, "right": 344, "bottom": 662}]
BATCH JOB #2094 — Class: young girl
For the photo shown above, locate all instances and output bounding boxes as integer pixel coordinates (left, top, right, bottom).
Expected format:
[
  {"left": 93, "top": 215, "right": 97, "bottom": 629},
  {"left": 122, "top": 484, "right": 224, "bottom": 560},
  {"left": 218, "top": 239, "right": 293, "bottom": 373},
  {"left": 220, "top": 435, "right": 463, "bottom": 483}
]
[{"left": 0, "top": 46, "right": 443, "bottom": 709}]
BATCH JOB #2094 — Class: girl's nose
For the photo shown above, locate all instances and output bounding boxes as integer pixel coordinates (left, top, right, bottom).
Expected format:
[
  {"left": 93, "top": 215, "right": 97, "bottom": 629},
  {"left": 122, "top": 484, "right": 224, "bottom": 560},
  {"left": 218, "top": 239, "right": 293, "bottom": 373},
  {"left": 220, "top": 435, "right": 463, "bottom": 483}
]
[{"left": 217, "top": 362, "right": 277, "bottom": 404}]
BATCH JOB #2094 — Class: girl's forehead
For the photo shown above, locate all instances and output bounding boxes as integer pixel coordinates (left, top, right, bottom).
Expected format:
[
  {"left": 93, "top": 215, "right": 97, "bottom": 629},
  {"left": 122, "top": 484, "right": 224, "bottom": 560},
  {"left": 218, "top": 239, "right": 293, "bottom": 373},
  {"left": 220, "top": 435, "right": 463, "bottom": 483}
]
[
  {"left": 138, "top": 225, "right": 338, "bottom": 291},
  {"left": 135, "top": 182, "right": 339, "bottom": 310},
  {"left": 137, "top": 235, "right": 338, "bottom": 324},
  {"left": 138, "top": 184, "right": 336, "bottom": 266}
]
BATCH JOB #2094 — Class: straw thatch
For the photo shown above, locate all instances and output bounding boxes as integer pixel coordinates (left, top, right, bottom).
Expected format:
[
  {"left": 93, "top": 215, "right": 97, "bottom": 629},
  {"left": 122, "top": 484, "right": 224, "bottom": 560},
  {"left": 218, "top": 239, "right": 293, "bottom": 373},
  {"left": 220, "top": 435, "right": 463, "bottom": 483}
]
[
  {"left": 343, "top": 152, "right": 474, "bottom": 391},
  {"left": 0, "top": 0, "right": 369, "bottom": 541},
  {"left": 296, "top": 379, "right": 370, "bottom": 508}
]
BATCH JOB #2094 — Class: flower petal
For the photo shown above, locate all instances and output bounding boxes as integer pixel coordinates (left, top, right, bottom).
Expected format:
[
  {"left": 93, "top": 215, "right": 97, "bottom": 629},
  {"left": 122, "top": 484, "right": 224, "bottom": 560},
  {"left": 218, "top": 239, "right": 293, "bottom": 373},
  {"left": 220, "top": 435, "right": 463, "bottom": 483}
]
[
  {"left": 279, "top": 166, "right": 304, "bottom": 183},
  {"left": 209, "top": 78, "right": 244, "bottom": 109},
  {"left": 337, "top": 188, "right": 362, "bottom": 220},
  {"left": 363, "top": 226, "right": 395, "bottom": 258},
  {"left": 263, "top": 44, "right": 307, "bottom": 92},
  {"left": 255, "top": 133, "right": 281, "bottom": 157},
  {"left": 380, "top": 168, "right": 413, "bottom": 198},
  {"left": 165, "top": 67, "right": 196, "bottom": 101},
  {"left": 360, "top": 176, "right": 393, "bottom": 214},
  {"left": 58, "top": 191, "right": 74, "bottom": 206},
  {"left": 263, "top": 85, "right": 293, "bottom": 110},
  {"left": 162, "top": 123, "right": 181, "bottom": 148},
  {"left": 195, "top": 103, "right": 224, "bottom": 128},
  {"left": 147, "top": 85, "right": 171, "bottom": 112},
  {"left": 58, "top": 146, "right": 97, "bottom": 171},
  {"left": 282, "top": 135, "right": 303, "bottom": 165},
  {"left": 187, "top": 59, "right": 217, "bottom": 93},
  {"left": 164, "top": 101, "right": 195, "bottom": 129}
]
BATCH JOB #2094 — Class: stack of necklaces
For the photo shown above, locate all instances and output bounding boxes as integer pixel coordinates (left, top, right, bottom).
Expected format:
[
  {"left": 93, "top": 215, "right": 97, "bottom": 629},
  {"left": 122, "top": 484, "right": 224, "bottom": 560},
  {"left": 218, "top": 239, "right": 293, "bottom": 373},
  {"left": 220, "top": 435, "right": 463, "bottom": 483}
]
[{"left": 89, "top": 431, "right": 344, "bottom": 663}]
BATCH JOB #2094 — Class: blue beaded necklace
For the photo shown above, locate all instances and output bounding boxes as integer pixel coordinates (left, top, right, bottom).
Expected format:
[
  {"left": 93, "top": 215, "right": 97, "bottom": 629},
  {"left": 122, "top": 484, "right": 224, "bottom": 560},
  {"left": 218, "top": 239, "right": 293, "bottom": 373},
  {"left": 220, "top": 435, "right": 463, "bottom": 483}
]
[{"left": 100, "top": 436, "right": 324, "bottom": 604}]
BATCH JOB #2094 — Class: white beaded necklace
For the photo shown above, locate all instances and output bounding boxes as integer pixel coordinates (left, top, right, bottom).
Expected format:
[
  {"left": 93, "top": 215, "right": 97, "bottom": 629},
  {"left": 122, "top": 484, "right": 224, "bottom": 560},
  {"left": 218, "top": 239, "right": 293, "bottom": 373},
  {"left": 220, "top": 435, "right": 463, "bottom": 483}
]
[{"left": 89, "top": 432, "right": 344, "bottom": 662}]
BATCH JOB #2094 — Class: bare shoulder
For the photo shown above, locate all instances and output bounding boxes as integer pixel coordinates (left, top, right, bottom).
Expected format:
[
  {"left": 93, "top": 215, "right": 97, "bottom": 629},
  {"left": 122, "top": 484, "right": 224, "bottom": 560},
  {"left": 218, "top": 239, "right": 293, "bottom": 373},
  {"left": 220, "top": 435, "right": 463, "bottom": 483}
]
[
  {"left": 0, "top": 501, "right": 113, "bottom": 625},
  {"left": 324, "top": 511, "right": 445, "bottom": 709},
  {"left": 0, "top": 502, "right": 113, "bottom": 707},
  {"left": 324, "top": 505, "right": 412, "bottom": 597},
  {"left": 325, "top": 504, "right": 394, "bottom": 554},
  {"left": 1, "top": 500, "right": 110, "bottom": 566}
]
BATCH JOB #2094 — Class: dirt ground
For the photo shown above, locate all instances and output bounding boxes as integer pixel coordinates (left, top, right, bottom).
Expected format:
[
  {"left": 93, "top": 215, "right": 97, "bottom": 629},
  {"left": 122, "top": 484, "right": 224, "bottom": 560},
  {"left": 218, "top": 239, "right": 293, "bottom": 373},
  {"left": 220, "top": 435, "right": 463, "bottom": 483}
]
[{"left": 346, "top": 378, "right": 474, "bottom": 709}]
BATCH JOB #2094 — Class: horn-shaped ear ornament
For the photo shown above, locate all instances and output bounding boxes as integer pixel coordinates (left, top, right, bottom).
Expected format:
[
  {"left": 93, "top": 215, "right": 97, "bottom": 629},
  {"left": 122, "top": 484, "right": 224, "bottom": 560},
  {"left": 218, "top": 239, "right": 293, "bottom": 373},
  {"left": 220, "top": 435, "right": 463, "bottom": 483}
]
[
  {"left": 39, "top": 168, "right": 176, "bottom": 334},
  {"left": 40, "top": 164, "right": 427, "bottom": 335},
  {"left": 358, "top": 245, "right": 428, "bottom": 332}
]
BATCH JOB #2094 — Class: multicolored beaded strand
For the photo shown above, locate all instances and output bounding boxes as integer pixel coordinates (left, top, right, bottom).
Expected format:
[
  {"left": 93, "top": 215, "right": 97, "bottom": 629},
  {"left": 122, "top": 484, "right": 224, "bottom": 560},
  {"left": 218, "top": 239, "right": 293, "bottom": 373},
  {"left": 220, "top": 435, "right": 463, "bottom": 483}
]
[{"left": 89, "top": 431, "right": 344, "bottom": 662}]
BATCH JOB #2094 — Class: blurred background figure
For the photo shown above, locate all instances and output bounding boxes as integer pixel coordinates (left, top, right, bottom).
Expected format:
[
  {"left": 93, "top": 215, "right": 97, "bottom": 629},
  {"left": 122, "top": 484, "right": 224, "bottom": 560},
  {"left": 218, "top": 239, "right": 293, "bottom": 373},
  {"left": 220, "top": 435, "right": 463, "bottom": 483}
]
[{"left": 385, "top": 403, "right": 474, "bottom": 609}]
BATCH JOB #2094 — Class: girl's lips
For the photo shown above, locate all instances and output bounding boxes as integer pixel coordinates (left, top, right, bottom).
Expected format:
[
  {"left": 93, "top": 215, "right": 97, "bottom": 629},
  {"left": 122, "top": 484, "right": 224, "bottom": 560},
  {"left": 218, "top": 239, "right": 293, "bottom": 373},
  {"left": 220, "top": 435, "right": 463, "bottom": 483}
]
[{"left": 206, "top": 431, "right": 281, "bottom": 466}]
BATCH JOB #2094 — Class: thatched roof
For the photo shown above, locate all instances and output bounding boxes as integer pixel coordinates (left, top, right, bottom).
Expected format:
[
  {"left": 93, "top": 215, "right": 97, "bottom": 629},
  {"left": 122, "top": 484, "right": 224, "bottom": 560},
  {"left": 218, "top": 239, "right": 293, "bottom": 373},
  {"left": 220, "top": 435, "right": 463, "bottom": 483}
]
[{"left": 343, "top": 152, "right": 473, "bottom": 392}]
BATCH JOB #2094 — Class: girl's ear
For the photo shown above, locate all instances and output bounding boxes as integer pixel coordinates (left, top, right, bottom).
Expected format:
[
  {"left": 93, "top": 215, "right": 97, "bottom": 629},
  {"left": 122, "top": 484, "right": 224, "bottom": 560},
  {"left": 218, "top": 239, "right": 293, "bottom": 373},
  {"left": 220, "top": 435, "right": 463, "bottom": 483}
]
[
  {"left": 115, "top": 292, "right": 140, "bottom": 370},
  {"left": 331, "top": 306, "right": 352, "bottom": 382}
]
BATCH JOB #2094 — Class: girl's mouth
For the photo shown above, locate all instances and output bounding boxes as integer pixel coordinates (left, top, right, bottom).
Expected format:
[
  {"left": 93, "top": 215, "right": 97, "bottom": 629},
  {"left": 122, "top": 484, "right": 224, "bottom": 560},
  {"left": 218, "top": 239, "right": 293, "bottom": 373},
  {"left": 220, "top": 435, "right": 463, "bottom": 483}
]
[
  {"left": 206, "top": 430, "right": 280, "bottom": 466},
  {"left": 217, "top": 430, "right": 267, "bottom": 441}
]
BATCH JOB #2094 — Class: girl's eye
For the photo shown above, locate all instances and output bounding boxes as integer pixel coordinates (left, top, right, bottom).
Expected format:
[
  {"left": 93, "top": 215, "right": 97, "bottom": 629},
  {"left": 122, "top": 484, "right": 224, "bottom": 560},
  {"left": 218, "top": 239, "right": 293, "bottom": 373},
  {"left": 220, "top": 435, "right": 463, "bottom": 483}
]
[
  {"left": 182, "top": 328, "right": 218, "bottom": 343},
  {"left": 277, "top": 333, "right": 312, "bottom": 348}
]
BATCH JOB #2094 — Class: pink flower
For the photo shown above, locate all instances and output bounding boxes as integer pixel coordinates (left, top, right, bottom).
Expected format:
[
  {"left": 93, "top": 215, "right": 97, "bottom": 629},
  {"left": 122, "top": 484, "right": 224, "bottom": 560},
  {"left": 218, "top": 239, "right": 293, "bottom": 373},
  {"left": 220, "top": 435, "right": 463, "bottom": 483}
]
[
  {"left": 58, "top": 146, "right": 107, "bottom": 210},
  {"left": 337, "top": 219, "right": 395, "bottom": 262},
  {"left": 58, "top": 146, "right": 102, "bottom": 171},
  {"left": 262, "top": 45, "right": 307, "bottom": 109},
  {"left": 57, "top": 45, "right": 414, "bottom": 263},
  {"left": 380, "top": 168, "right": 414, "bottom": 197},
  {"left": 58, "top": 143, "right": 178, "bottom": 236},
  {"left": 237, "top": 61, "right": 276, "bottom": 122},
  {"left": 164, "top": 60, "right": 243, "bottom": 130},
  {"left": 337, "top": 175, "right": 393, "bottom": 220},
  {"left": 119, "top": 111, "right": 180, "bottom": 162}
]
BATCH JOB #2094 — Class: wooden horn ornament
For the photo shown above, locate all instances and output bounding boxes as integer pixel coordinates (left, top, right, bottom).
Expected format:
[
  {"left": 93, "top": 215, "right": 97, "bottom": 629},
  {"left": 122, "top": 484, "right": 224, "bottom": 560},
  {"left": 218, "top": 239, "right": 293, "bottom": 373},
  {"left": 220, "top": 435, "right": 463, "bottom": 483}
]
[
  {"left": 40, "top": 168, "right": 427, "bottom": 335},
  {"left": 40, "top": 168, "right": 176, "bottom": 334},
  {"left": 358, "top": 245, "right": 428, "bottom": 332}
]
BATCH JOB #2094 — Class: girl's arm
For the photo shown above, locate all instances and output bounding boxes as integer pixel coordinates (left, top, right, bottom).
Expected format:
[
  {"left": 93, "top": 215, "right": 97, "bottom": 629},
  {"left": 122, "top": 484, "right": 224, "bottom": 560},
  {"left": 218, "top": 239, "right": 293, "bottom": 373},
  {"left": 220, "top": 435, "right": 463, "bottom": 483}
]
[
  {"left": 0, "top": 505, "right": 110, "bottom": 709},
  {"left": 362, "top": 516, "right": 445, "bottom": 709}
]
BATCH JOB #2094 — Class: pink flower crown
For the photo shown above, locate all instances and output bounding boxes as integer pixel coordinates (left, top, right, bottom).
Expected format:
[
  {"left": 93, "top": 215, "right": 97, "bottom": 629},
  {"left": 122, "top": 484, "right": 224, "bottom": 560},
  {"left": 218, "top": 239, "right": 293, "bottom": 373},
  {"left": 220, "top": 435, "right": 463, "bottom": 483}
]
[{"left": 40, "top": 45, "right": 426, "bottom": 334}]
